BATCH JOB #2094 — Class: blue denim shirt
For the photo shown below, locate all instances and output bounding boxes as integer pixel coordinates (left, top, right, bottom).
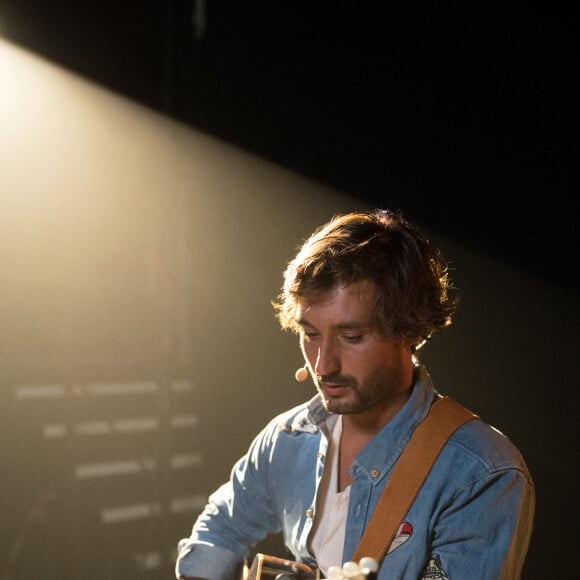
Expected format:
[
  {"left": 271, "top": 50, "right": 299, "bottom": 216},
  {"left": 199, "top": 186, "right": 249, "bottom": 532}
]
[{"left": 176, "top": 367, "right": 534, "bottom": 579}]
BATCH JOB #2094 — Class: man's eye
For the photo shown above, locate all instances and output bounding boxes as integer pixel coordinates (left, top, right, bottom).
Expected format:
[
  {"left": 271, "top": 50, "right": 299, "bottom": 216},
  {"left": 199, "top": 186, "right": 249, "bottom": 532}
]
[
  {"left": 343, "top": 335, "right": 363, "bottom": 344},
  {"left": 304, "top": 333, "right": 319, "bottom": 341}
]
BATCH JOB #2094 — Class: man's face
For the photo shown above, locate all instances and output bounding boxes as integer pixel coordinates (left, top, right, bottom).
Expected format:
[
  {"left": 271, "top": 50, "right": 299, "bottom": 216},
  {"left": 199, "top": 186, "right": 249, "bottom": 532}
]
[{"left": 296, "top": 279, "right": 414, "bottom": 416}]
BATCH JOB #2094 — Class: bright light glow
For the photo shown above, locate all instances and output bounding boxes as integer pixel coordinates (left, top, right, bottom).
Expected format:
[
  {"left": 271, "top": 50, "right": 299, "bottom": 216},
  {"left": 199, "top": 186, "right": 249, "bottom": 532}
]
[{"left": 0, "top": 37, "right": 359, "bottom": 372}]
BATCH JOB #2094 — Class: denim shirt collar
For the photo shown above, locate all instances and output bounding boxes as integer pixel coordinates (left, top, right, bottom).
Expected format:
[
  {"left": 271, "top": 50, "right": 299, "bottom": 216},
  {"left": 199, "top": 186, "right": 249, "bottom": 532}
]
[
  {"left": 352, "top": 365, "right": 437, "bottom": 484},
  {"left": 294, "top": 365, "right": 437, "bottom": 484}
]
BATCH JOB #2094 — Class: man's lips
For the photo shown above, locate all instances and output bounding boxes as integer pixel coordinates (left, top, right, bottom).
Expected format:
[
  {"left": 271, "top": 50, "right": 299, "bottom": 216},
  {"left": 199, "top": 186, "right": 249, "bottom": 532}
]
[{"left": 320, "top": 382, "right": 350, "bottom": 397}]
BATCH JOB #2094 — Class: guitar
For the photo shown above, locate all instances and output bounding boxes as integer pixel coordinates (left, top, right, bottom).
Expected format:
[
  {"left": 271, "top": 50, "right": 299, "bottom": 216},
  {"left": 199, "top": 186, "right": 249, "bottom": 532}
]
[{"left": 244, "top": 553, "right": 378, "bottom": 579}]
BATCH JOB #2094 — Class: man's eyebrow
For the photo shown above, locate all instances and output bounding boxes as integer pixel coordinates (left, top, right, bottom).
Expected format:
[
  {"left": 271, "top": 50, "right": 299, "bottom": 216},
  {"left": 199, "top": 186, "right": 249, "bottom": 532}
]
[
  {"left": 336, "top": 322, "right": 370, "bottom": 330},
  {"left": 296, "top": 318, "right": 370, "bottom": 330}
]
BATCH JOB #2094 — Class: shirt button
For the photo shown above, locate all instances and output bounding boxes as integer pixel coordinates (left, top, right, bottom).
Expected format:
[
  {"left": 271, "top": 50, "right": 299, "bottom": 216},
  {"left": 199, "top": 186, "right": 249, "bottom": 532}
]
[
  {"left": 370, "top": 469, "right": 380, "bottom": 478},
  {"left": 306, "top": 508, "right": 314, "bottom": 518}
]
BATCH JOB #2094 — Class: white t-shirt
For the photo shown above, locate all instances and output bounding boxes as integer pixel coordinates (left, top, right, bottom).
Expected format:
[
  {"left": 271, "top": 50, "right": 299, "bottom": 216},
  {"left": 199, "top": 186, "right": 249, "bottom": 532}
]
[{"left": 308, "top": 415, "right": 351, "bottom": 575}]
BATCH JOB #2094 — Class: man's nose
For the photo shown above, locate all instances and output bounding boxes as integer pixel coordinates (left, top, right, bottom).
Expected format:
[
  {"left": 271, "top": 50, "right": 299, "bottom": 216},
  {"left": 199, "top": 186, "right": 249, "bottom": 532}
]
[{"left": 314, "top": 340, "right": 340, "bottom": 377}]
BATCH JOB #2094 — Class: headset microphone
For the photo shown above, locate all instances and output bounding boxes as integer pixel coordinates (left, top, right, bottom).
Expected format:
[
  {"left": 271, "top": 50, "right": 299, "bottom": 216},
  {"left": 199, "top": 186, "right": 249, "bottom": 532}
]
[{"left": 294, "top": 367, "right": 309, "bottom": 382}]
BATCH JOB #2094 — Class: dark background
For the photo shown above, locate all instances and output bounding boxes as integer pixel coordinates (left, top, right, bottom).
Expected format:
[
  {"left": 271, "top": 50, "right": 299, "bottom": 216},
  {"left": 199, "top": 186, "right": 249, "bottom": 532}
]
[
  {"left": 1, "top": 1, "right": 576, "bottom": 289},
  {"left": 0, "top": 2, "right": 578, "bottom": 580}
]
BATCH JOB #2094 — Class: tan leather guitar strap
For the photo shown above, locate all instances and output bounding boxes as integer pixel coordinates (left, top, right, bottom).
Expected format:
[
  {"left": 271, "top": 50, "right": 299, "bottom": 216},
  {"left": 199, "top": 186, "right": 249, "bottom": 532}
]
[{"left": 350, "top": 396, "right": 478, "bottom": 565}]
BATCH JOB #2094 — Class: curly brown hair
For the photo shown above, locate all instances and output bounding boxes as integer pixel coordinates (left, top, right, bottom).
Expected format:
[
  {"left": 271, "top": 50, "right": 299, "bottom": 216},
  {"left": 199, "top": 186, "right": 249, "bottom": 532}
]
[{"left": 273, "top": 209, "right": 458, "bottom": 349}]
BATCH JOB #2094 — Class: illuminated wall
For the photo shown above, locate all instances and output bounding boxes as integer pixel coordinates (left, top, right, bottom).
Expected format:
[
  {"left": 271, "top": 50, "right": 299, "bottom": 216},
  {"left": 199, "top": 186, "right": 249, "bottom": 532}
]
[{"left": 0, "top": 39, "right": 365, "bottom": 579}]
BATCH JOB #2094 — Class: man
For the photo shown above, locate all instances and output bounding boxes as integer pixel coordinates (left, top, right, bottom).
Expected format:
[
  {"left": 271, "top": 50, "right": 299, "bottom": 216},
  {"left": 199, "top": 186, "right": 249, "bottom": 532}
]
[{"left": 176, "top": 209, "right": 535, "bottom": 579}]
